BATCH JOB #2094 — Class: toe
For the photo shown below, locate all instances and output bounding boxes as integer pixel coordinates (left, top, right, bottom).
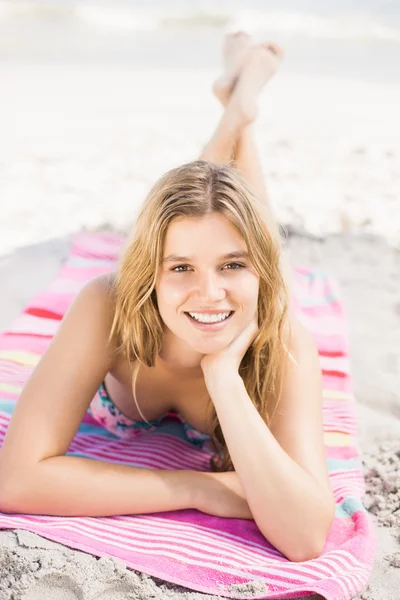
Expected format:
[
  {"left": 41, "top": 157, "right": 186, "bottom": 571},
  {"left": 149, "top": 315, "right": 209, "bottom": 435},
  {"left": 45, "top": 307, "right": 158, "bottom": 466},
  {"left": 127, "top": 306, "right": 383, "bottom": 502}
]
[
  {"left": 233, "top": 30, "right": 250, "bottom": 39},
  {"left": 226, "top": 31, "right": 251, "bottom": 46},
  {"left": 265, "top": 42, "right": 285, "bottom": 57}
]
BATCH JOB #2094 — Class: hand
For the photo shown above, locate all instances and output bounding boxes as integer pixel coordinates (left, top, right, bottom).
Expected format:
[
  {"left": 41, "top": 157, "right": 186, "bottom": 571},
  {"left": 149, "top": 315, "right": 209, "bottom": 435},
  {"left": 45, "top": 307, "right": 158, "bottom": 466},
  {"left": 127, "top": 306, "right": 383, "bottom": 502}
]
[
  {"left": 194, "top": 471, "right": 253, "bottom": 520},
  {"left": 200, "top": 312, "right": 259, "bottom": 376}
]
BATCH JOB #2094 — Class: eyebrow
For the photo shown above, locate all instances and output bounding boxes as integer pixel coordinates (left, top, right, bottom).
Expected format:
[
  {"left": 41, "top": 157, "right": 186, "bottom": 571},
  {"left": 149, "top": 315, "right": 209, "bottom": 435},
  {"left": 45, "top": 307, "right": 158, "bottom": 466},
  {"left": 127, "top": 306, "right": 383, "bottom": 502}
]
[{"left": 162, "top": 251, "right": 250, "bottom": 264}]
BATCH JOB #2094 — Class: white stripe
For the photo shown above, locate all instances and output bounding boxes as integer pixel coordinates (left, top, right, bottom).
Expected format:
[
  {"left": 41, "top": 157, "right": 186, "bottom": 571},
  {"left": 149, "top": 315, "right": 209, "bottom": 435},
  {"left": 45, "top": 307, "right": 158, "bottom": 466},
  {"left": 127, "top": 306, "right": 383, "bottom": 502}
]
[
  {"left": 0, "top": 516, "right": 319, "bottom": 587},
  {"left": 319, "top": 355, "right": 351, "bottom": 372},
  {"left": 8, "top": 314, "right": 60, "bottom": 336},
  {"left": 47, "top": 279, "right": 84, "bottom": 294}
]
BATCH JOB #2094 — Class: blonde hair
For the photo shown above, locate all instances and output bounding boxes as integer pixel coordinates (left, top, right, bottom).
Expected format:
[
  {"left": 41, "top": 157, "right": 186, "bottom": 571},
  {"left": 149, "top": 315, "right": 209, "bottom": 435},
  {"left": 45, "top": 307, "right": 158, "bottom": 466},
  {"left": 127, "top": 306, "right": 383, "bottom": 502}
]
[{"left": 108, "top": 160, "right": 294, "bottom": 472}]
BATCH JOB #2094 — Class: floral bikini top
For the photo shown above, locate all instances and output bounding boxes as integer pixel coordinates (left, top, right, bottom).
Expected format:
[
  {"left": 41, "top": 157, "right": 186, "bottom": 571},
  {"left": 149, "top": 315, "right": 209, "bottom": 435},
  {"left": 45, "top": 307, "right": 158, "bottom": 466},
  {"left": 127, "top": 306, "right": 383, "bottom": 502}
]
[{"left": 89, "top": 380, "right": 213, "bottom": 450}]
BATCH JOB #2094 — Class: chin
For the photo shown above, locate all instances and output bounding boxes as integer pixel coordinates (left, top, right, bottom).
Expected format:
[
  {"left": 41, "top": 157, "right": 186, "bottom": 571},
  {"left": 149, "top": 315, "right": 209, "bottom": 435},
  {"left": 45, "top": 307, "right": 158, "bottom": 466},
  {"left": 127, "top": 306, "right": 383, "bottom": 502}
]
[{"left": 189, "top": 339, "right": 226, "bottom": 354}]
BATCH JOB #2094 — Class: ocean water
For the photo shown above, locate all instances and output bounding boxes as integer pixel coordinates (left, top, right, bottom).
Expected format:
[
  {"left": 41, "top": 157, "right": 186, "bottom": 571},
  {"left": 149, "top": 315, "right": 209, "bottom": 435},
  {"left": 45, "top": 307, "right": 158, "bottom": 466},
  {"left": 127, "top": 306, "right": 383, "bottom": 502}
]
[
  {"left": 0, "top": 0, "right": 400, "bottom": 83},
  {"left": 3, "top": 0, "right": 400, "bottom": 38}
]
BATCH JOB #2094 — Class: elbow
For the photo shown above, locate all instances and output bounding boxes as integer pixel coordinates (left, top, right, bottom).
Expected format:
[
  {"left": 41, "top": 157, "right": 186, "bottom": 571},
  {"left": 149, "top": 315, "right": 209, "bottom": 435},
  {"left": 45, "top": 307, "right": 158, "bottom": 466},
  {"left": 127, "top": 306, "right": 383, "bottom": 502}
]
[
  {"left": 288, "top": 541, "right": 325, "bottom": 563},
  {"left": 285, "top": 533, "right": 328, "bottom": 563},
  {"left": 289, "top": 507, "right": 335, "bottom": 563},
  {"left": 0, "top": 479, "right": 20, "bottom": 514},
  {"left": 259, "top": 529, "right": 330, "bottom": 564},
  {"left": 0, "top": 466, "right": 31, "bottom": 514}
]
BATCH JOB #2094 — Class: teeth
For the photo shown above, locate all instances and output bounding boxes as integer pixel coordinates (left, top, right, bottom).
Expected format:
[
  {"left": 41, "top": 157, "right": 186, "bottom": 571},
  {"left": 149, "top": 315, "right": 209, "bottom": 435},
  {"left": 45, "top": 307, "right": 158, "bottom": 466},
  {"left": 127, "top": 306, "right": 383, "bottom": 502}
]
[{"left": 188, "top": 311, "right": 231, "bottom": 323}]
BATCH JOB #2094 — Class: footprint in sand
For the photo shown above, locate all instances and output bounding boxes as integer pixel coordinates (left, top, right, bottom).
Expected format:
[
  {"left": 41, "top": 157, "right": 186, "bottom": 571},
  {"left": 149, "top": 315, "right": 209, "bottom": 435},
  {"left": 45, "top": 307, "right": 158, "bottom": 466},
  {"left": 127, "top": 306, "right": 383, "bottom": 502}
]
[
  {"left": 22, "top": 573, "right": 83, "bottom": 600},
  {"left": 90, "top": 582, "right": 139, "bottom": 599}
]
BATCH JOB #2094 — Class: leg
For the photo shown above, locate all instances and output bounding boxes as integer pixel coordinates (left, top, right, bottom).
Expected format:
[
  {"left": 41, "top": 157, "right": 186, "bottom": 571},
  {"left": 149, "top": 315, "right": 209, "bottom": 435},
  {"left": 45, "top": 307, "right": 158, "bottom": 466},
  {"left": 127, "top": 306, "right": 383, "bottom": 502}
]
[
  {"left": 199, "top": 32, "right": 252, "bottom": 165},
  {"left": 200, "top": 113, "right": 270, "bottom": 207},
  {"left": 198, "top": 101, "right": 248, "bottom": 165},
  {"left": 209, "top": 34, "right": 284, "bottom": 206},
  {"left": 233, "top": 122, "right": 270, "bottom": 206}
]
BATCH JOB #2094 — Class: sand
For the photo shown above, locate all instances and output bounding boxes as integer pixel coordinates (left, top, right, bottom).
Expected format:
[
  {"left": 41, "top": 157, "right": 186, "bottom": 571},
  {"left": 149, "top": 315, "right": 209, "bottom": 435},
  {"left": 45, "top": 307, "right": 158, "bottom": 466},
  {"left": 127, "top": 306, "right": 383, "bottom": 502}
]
[
  {"left": 1, "top": 64, "right": 400, "bottom": 258},
  {"left": 0, "top": 228, "right": 399, "bottom": 600}
]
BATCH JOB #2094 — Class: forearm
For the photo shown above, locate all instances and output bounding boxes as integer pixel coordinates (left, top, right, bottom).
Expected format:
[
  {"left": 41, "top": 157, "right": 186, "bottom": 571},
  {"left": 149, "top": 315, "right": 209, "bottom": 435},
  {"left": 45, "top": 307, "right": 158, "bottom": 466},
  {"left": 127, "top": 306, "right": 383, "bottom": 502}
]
[
  {"left": 205, "top": 373, "right": 333, "bottom": 562},
  {"left": 0, "top": 455, "right": 197, "bottom": 517}
]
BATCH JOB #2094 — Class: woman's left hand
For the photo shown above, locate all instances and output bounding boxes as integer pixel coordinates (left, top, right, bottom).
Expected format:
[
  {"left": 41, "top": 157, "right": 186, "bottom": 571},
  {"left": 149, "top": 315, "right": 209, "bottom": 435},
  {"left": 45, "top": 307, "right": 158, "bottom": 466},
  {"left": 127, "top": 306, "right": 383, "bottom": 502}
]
[{"left": 200, "top": 313, "right": 259, "bottom": 377}]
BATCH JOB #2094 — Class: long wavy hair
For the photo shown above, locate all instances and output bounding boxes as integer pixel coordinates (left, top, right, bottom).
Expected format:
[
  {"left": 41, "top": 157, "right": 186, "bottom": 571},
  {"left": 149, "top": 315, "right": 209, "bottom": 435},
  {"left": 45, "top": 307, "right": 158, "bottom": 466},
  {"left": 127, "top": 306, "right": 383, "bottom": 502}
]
[{"left": 108, "top": 160, "right": 294, "bottom": 472}]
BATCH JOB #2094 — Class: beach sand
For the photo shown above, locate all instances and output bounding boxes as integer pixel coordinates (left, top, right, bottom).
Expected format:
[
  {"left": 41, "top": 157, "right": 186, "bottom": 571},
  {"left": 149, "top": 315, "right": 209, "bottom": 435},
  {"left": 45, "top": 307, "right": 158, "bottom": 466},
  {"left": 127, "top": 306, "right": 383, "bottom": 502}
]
[
  {"left": 0, "top": 228, "right": 399, "bottom": 600},
  {"left": 1, "top": 64, "right": 400, "bottom": 258},
  {"left": 0, "top": 26, "right": 399, "bottom": 598}
]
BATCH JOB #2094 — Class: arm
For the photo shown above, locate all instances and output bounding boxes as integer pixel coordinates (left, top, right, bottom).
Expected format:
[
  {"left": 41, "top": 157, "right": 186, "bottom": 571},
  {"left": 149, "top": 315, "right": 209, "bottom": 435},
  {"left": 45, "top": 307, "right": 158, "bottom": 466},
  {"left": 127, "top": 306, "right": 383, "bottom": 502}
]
[
  {"left": 202, "top": 317, "right": 335, "bottom": 563},
  {"left": 0, "top": 455, "right": 197, "bottom": 517},
  {"left": 0, "top": 275, "right": 197, "bottom": 516}
]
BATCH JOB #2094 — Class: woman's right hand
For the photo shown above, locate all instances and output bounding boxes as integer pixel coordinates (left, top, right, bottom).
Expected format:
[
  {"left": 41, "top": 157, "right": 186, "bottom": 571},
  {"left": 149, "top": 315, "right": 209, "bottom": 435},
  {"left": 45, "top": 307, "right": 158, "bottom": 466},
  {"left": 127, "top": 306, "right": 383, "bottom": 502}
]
[{"left": 192, "top": 470, "right": 254, "bottom": 520}]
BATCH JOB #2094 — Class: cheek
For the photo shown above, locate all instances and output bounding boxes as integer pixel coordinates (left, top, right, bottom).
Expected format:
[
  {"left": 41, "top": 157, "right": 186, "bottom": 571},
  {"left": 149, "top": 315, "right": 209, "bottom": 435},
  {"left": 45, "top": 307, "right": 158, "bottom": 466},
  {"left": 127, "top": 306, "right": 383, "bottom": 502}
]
[
  {"left": 241, "top": 273, "right": 259, "bottom": 298},
  {"left": 157, "top": 278, "right": 187, "bottom": 307}
]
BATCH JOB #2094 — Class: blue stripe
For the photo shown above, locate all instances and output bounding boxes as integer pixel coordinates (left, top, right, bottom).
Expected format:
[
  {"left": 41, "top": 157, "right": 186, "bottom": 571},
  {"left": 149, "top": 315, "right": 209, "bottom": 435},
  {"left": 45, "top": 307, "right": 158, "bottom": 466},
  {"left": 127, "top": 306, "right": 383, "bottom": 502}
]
[
  {"left": 335, "top": 497, "right": 367, "bottom": 518},
  {"left": 76, "top": 421, "right": 190, "bottom": 441},
  {"left": 306, "top": 271, "right": 328, "bottom": 280},
  {"left": 0, "top": 401, "right": 15, "bottom": 415},
  {"left": 66, "top": 452, "right": 96, "bottom": 459},
  {"left": 76, "top": 423, "right": 119, "bottom": 438},
  {"left": 151, "top": 422, "right": 188, "bottom": 441},
  {"left": 327, "top": 457, "right": 361, "bottom": 471},
  {"left": 299, "top": 293, "right": 338, "bottom": 307},
  {"left": 66, "top": 452, "right": 134, "bottom": 464}
]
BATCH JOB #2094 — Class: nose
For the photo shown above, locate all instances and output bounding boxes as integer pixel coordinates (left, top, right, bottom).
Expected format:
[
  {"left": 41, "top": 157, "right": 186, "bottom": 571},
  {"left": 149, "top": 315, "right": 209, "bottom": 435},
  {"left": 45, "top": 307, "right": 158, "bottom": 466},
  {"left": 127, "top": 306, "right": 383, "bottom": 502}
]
[{"left": 192, "top": 270, "right": 226, "bottom": 304}]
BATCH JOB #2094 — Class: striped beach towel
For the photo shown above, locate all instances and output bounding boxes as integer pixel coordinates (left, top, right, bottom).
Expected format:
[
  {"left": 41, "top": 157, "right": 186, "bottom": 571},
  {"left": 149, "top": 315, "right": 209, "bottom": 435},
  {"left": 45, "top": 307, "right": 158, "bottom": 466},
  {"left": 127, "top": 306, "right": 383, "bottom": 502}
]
[{"left": 0, "top": 231, "right": 376, "bottom": 599}]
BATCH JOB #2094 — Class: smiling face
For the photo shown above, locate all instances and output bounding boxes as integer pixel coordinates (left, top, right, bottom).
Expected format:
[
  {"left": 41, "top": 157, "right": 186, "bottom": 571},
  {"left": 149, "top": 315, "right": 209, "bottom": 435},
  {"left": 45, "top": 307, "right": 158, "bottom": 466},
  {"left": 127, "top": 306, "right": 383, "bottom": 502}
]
[{"left": 154, "top": 213, "right": 260, "bottom": 371}]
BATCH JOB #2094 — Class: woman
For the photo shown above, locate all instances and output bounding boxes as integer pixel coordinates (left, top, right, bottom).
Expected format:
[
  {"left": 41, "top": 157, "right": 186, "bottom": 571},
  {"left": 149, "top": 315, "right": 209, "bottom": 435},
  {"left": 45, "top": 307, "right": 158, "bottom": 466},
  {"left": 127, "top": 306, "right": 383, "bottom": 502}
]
[{"left": 0, "top": 33, "right": 335, "bottom": 562}]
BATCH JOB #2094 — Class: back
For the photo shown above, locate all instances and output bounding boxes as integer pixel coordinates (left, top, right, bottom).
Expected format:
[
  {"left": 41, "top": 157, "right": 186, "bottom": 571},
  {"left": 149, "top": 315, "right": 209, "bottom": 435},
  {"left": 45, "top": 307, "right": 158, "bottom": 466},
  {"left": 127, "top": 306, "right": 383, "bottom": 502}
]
[{"left": 0, "top": 273, "right": 118, "bottom": 481}]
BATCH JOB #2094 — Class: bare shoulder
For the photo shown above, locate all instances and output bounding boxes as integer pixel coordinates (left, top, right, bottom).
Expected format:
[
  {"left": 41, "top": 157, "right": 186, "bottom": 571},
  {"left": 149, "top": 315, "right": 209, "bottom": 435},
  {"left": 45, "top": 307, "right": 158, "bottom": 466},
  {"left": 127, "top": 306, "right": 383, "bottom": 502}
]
[
  {"left": 89, "top": 272, "right": 117, "bottom": 297},
  {"left": 283, "top": 309, "right": 314, "bottom": 347},
  {"left": 66, "top": 272, "right": 119, "bottom": 362},
  {"left": 81, "top": 273, "right": 117, "bottom": 317}
]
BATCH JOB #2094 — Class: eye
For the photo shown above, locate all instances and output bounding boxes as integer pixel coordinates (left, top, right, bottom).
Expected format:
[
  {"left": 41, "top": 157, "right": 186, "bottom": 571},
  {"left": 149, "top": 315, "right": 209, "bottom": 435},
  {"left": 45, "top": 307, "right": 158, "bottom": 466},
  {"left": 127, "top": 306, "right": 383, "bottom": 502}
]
[
  {"left": 225, "top": 262, "right": 246, "bottom": 270},
  {"left": 171, "top": 262, "right": 246, "bottom": 273}
]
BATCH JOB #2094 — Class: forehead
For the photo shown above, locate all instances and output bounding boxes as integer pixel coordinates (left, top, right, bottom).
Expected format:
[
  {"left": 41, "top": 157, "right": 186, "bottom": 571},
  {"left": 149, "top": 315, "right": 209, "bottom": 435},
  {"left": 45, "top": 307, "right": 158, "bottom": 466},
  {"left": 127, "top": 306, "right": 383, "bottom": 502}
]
[{"left": 163, "top": 215, "right": 245, "bottom": 251}]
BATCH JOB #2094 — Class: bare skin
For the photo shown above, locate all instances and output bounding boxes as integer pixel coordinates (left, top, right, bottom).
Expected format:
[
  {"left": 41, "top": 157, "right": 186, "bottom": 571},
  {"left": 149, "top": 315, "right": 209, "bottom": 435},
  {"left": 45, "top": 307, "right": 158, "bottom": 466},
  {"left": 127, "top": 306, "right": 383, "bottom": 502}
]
[
  {"left": 201, "top": 31, "right": 285, "bottom": 212},
  {"left": 212, "top": 31, "right": 253, "bottom": 107},
  {"left": 213, "top": 33, "right": 284, "bottom": 117}
]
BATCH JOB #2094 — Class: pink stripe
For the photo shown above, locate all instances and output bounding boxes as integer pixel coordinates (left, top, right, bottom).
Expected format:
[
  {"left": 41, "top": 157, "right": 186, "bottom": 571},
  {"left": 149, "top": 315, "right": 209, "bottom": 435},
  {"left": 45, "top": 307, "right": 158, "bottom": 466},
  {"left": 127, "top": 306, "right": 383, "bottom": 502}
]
[
  {"left": 25, "top": 292, "right": 75, "bottom": 315},
  {"left": 69, "top": 439, "right": 206, "bottom": 471},
  {"left": 61, "top": 265, "right": 113, "bottom": 281},
  {"left": 73, "top": 434, "right": 211, "bottom": 467},
  {"left": 0, "top": 335, "right": 50, "bottom": 353}
]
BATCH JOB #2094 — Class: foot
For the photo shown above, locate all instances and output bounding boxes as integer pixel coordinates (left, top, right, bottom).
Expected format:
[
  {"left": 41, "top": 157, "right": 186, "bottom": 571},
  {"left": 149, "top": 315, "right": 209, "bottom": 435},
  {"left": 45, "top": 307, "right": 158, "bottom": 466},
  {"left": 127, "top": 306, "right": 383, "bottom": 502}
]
[
  {"left": 212, "top": 31, "right": 252, "bottom": 108},
  {"left": 226, "top": 42, "right": 285, "bottom": 125}
]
